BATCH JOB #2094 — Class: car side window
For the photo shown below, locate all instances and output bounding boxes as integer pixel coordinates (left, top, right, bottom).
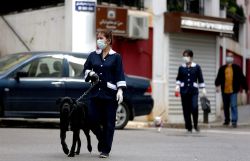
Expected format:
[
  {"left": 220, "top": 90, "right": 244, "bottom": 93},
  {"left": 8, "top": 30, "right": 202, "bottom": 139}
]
[
  {"left": 17, "top": 57, "right": 63, "bottom": 78},
  {"left": 66, "top": 55, "right": 86, "bottom": 78}
]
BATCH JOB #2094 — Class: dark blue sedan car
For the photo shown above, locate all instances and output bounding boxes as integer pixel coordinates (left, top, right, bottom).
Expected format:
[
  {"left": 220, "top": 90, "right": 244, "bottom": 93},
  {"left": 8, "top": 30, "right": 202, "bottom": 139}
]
[{"left": 0, "top": 51, "right": 153, "bottom": 129}]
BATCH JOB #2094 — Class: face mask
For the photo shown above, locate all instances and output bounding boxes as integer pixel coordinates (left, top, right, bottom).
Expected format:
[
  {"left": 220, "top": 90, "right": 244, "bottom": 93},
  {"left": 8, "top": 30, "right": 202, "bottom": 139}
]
[
  {"left": 226, "top": 56, "right": 234, "bottom": 64},
  {"left": 97, "top": 39, "right": 107, "bottom": 50},
  {"left": 183, "top": 56, "right": 191, "bottom": 63}
]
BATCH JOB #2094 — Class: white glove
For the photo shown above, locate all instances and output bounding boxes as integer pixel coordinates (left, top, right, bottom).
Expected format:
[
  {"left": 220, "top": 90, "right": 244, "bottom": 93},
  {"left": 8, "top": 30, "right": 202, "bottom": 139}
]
[
  {"left": 202, "top": 88, "right": 207, "bottom": 96},
  {"left": 86, "top": 71, "right": 99, "bottom": 83},
  {"left": 175, "top": 85, "right": 180, "bottom": 92},
  {"left": 175, "top": 85, "right": 180, "bottom": 97},
  {"left": 216, "top": 86, "right": 220, "bottom": 93},
  {"left": 116, "top": 88, "right": 123, "bottom": 104},
  {"left": 89, "top": 71, "right": 95, "bottom": 76}
]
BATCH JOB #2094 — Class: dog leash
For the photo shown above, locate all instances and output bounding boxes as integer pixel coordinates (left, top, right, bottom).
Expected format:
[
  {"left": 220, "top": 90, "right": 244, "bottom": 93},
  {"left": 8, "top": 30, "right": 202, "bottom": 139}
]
[
  {"left": 67, "top": 82, "right": 98, "bottom": 119},
  {"left": 76, "top": 82, "right": 98, "bottom": 102}
]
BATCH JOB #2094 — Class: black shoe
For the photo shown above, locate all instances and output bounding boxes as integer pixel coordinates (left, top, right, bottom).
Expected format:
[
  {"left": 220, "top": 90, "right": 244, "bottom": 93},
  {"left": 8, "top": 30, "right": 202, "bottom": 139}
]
[
  {"left": 232, "top": 123, "right": 237, "bottom": 128},
  {"left": 99, "top": 152, "right": 109, "bottom": 158},
  {"left": 223, "top": 122, "right": 229, "bottom": 126}
]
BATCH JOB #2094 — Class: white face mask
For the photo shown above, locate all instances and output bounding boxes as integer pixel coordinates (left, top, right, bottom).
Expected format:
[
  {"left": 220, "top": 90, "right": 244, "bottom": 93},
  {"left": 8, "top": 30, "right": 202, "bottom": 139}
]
[
  {"left": 225, "top": 56, "right": 234, "bottom": 64},
  {"left": 97, "top": 39, "right": 107, "bottom": 50},
  {"left": 183, "top": 56, "right": 191, "bottom": 63}
]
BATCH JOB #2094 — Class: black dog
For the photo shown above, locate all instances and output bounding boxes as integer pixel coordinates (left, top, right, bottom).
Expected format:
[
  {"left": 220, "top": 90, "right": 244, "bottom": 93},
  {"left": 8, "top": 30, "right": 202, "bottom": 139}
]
[{"left": 57, "top": 97, "right": 92, "bottom": 157}]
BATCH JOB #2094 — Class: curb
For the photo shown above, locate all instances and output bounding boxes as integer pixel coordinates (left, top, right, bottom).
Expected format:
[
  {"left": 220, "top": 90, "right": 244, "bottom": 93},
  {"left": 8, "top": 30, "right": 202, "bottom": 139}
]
[
  {"left": 125, "top": 121, "right": 250, "bottom": 129},
  {"left": 1, "top": 118, "right": 250, "bottom": 129}
]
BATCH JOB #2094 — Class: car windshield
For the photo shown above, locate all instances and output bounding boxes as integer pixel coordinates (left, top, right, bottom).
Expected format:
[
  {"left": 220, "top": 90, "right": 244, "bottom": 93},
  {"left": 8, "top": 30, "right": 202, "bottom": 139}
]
[{"left": 0, "top": 53, "right": 32, "bottom": 74}]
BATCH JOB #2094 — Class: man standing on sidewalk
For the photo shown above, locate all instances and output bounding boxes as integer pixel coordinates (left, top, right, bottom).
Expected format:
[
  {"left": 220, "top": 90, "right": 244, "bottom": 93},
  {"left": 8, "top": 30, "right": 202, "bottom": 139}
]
[{"left": 215, "top": 52, "right": 249, "bottom": 128}]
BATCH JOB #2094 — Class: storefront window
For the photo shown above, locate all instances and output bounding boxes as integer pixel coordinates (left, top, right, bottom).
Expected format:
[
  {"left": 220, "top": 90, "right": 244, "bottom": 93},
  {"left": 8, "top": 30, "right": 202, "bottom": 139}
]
[{"left": 167, "top": 0, "right": 204, "bottom": 15}]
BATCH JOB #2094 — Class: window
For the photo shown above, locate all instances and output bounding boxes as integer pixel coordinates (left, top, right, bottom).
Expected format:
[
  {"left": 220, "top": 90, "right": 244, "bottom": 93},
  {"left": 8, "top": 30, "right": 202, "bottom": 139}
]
[
  {"left": 65, "top": 55, "right": 86, "bottom": 78},
  {"left": 167, "top": 0, "right": 204, "bottom": 15},
  {"left": 167, "top": 0, "right": 185, "bottom": 12},
  {"left": 15, "top": 56, "right": 63, "bottom": 78},
  {"left": 0, "top": 53, "right": 32, "bottom": 74}
]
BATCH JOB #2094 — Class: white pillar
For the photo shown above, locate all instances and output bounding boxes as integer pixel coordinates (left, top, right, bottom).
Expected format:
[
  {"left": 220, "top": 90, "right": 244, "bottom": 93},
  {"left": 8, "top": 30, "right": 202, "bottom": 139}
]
[
  {"left": 222, "top": 37, "right": 227, "bottom": 65},
  {"left": 240, "top": 23, "right": 247, "bottom": 74},
  {"left": 215, "top": 36, "right": 222, "bottom": 119},
  {"left": 240, "top": 4, "right": 248, "bottom": 104},
  {"left": 65, "top": 0, "right": 97, "bottom": 53},
  {"left": 151, "top": 0, "right": 168, "bottom": 120}
]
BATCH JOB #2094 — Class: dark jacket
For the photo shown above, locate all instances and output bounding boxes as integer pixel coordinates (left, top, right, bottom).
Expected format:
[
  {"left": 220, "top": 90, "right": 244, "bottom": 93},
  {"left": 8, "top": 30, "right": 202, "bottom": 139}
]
[
  {"left": 215, "top": 64, "right": 248, "bottom": 93},
  {"left": 176, "top": 62, "right": 205, "bottom": 94},
  {"left": 83, "top": 49, "right": 126, "bottom": 100}
]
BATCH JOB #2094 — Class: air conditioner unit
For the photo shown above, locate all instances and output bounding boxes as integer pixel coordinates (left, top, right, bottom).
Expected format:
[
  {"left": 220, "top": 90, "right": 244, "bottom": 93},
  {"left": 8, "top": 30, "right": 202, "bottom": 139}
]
[{"left": 128, "top": 11, "right": 149, "bottom": 39}]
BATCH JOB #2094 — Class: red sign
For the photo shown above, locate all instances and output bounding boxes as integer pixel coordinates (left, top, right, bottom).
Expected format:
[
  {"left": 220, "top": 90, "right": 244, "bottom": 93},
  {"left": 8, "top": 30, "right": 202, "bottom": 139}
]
[{"left": 96, "top": 6, "right": 127, "bottom": 36}]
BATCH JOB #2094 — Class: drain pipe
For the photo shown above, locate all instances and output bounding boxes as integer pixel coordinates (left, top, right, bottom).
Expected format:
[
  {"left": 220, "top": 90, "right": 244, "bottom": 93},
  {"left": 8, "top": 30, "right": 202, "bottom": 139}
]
[{"left": 1, "top": 16, "right": 31, "bottom": 51}]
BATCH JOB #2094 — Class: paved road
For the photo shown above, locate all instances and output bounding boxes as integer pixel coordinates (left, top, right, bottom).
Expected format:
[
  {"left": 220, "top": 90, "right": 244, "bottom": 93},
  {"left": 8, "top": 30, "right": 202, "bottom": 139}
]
[{"left": 1, "top": 127, "right": 250, "bottom": 161}]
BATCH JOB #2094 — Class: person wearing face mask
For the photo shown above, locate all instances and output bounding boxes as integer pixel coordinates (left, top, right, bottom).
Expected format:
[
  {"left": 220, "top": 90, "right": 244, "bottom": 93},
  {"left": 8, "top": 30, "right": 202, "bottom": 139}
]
[
  {"left": 175, "top": 49, "right": 206, "bottom": 133},
  {"left": 83, "top": 30, "right": 126, "bottom": 158},
  {"left": 215, "top": 52, "right": 248, "bottom": 128}
]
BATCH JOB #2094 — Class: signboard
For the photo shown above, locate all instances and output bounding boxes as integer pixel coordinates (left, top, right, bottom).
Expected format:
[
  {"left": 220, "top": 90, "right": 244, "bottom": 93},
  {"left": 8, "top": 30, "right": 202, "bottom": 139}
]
[
  {"left": 181, "top": 17, "right": 234, "bottom": 34},
  {"left": 75, "top": 1, "right": 95, "bottom": 12},
  {"left": 164, "top": 12, "right": 234, "bottom": 35},
  {"left": 96, "top": 6, "right": 127, "bottom": 36}
]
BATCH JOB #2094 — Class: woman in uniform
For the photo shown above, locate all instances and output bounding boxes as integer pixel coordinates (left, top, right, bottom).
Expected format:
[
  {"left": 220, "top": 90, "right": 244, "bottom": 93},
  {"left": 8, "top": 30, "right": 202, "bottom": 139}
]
[
  {"left": 175, "top": 49, "right": 206, "bottom": 133},
  {"left": 83, "top": 30, "right": 126, "bottom": 158}
]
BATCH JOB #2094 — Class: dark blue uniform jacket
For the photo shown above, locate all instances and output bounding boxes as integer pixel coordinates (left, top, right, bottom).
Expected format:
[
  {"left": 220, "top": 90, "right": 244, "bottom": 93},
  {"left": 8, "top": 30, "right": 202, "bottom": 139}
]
[
  {"left": 176, "top": 62, "right": 205, "bottom": 94},
  {"left": 83, "top": 49, "right": 127, "bottom": 100}
]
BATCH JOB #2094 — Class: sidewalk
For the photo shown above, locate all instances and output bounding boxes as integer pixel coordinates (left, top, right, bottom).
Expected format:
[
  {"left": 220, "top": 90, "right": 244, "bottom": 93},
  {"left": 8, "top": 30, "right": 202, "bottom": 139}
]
[
  {"left": 1, "top": 105, "right": 250, "bottom": 129},
  {"left": 126, "top": 104, "right": 250, "bottom": 129}
]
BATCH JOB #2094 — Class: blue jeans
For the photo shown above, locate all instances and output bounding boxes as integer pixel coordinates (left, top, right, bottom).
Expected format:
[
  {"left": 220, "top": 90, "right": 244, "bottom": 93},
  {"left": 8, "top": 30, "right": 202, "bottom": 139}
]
[{"left": 222, "top": 93, "right": 238, "bottom": 124}]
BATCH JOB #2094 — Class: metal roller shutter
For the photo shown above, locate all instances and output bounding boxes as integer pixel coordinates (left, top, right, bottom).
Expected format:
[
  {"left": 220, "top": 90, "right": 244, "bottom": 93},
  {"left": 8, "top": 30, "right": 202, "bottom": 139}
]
[{"left": 168, "top": 33, "right": 217, "bottom": 123}]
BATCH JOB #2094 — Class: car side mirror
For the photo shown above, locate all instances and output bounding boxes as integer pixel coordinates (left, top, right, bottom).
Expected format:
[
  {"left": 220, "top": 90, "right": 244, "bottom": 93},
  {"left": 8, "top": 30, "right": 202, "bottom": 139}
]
[{"left": 14, "top": 71, "right": 28, "bottom": 82}]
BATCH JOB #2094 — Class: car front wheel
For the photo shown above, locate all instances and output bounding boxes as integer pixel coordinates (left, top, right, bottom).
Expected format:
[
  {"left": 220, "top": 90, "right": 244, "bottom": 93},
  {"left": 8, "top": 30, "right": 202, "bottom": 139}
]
[{"left": 115, "top": 103, "right": 130, "bottom": 129}]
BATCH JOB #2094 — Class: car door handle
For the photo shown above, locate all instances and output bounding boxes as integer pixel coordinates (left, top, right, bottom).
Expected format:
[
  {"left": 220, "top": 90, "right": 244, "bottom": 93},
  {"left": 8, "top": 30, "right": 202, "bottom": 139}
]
[
  {"left": 4, "top": 88, "right": 10, "bottom": 92},
  {"left": 51, "top": 82, "right": 64, "bottom": 87}
]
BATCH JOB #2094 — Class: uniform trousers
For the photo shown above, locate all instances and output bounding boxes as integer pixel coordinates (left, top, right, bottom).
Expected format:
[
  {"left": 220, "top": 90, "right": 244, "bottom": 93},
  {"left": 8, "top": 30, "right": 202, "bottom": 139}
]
[
  {"left": 180, "top": 93, "right": 199, "bottom": 131},
  {"left": 88, "top": 97, "right": 117, "bottom": 154}
]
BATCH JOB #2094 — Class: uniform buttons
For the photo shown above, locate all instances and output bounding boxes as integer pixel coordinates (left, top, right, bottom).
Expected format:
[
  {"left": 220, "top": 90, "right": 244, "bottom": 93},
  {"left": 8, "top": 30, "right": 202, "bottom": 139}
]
[
  {"left": 188, "top": 79, "right": 190, "bottom": 81},
  {"left": 101, "top": 65, "right": 103, "bottom": 67},
  {"left": 100, "top": 80, "right": 102, "bottom": 82},
  {"left": 188, "top": 84, "right": 190, "bottom": 86},
  {"left": 188, "top": 74, "right": 190, "bottom": 76},
  {"left": 103, "top": 59, "right": 106, "bottom": 61},
  {"left": 99, "top": 88, "right": 101, "bottom": 90},
  {"left": 100, "top": 73, "right": 102, "bottom": 75}
]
